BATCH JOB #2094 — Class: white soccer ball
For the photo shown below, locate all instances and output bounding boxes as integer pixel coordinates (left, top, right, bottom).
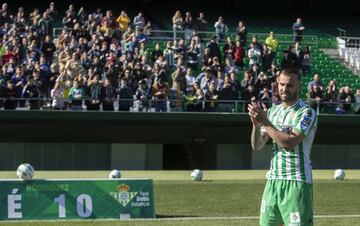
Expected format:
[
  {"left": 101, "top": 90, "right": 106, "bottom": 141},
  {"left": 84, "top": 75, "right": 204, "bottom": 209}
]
[
  {"left": 108, "top": 169, "right": 121, "bottom": 179},
  {"left": 16, "top": 163, "right": 34, "bottom": 180},
  {"left": 334, "top": 169, "right": 345, "bottom": 180},
  {"left": 191, "top": 169, "right": 203, "bottom": 181}
]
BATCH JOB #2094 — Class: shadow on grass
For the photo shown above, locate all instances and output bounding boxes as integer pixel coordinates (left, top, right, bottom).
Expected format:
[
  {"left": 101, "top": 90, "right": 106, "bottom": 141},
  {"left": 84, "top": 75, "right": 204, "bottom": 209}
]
[{"left": 156, "top": 214, "right": 199, "bottom": 218}]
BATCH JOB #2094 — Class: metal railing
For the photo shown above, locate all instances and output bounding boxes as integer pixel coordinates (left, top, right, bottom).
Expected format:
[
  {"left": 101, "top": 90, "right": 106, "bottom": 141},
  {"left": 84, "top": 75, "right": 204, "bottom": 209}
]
[
  {"left": 53, "top": 27, "right": 319, "bottom": 47},
  {"left": 0, "top": 97, "right": 358, "bottom": 115},
  {"left": 337, "top": 36, "right": 360, "bottom": 49}
]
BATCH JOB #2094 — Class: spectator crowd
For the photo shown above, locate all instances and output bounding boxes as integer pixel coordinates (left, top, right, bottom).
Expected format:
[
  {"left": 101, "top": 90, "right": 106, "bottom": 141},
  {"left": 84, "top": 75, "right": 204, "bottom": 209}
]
[{"left": 0, "top": 2, "right": 359, "bottom": 114}]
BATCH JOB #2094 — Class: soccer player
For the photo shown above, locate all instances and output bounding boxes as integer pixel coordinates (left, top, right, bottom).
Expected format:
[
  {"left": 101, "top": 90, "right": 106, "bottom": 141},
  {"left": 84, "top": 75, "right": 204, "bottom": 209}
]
[{"left": 248, "top": 68, "right": 317, "bottom": 226}]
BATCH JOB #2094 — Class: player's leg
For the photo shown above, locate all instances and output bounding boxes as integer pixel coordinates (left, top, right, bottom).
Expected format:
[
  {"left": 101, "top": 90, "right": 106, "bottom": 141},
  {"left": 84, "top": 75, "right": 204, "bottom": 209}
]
[
  {"left": 259, "top": 180, "right": 284, "bottom": 226},
  {"left": 277, "top": 180, "right": 313, "bottom": 226}
]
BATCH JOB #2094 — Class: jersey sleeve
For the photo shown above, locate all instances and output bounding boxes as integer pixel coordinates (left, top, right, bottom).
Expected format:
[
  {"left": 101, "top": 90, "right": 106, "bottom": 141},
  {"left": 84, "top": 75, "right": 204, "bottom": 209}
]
[{"left": 293, "top": 106, "right": 317, "bottom": 136}]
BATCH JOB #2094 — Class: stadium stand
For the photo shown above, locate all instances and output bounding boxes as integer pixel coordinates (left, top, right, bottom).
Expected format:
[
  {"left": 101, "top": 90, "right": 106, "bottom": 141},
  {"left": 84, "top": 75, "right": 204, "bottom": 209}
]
[{"left": 0, "top": 2, "right": 359, "bottom": 114}]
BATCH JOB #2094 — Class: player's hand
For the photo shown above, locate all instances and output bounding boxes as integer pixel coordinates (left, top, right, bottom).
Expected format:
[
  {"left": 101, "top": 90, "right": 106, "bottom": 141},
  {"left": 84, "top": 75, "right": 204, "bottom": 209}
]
[
  {"left": 248, "top": 102, "right": 269, "bottom": 125},
  {"left": 248, "top": 102, "right": 260, "bottom": 126}
]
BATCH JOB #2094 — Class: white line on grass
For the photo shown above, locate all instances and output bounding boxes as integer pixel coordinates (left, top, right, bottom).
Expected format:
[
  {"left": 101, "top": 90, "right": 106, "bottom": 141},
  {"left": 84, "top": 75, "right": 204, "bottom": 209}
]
[{"left": 3, "top": 214, "right": 360, "bottom": 223}]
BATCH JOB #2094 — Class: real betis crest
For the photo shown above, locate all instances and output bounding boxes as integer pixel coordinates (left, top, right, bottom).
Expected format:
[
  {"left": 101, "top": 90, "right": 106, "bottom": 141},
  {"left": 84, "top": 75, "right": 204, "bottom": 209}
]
[{"left": 109, "top": 184, "right": 138, "bottom": 207}]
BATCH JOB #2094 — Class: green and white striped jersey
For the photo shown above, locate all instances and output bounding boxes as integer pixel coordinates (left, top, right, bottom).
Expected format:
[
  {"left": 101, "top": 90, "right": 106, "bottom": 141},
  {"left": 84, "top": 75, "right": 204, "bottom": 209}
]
[{"left": 262, "top": 100, "right": 317, "bottom": 184}]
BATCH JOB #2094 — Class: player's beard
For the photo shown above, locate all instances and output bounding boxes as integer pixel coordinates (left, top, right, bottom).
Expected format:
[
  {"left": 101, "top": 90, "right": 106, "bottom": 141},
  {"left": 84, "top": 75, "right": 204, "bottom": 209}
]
[{"left": 280, "top": 90, "right": 298, "bottom": 103}]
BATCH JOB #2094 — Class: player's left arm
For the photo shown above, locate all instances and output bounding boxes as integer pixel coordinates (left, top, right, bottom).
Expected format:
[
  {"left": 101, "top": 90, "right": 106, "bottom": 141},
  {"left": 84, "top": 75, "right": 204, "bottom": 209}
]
[{"left": 251, "top": 106, "right": 316, "bottom": 151}]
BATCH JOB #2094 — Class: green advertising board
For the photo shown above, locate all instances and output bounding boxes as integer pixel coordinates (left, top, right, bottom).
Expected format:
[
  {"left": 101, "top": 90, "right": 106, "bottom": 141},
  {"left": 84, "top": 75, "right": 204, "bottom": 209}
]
[{"left": 0, "top": 179, "right": 155, "bottom": 220}]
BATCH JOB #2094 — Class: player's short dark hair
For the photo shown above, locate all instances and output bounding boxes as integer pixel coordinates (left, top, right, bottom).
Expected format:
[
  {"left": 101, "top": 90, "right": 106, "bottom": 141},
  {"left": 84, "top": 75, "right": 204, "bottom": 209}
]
[{"left": 278, "top": 68, "right": 301, "bottom": 81}]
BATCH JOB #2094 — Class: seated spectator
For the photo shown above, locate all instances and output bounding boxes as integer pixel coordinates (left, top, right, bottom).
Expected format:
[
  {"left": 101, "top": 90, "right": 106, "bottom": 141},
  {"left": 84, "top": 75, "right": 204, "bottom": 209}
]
[{"left": 336, "top": 85, "right": 355, "bottom": 114}]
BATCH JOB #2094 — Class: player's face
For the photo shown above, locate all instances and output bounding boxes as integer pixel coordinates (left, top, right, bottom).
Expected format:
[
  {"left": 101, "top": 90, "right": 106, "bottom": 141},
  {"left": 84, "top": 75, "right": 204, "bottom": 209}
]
[{"left": 277, "top": 73, "right": 299, "bottom": 103}]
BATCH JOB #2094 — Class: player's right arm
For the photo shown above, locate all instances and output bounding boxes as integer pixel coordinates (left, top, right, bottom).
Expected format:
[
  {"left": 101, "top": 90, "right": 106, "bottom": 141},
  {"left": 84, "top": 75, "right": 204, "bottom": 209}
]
[{"left": 249, "top": 103, "right": 270, "bottom": 151}]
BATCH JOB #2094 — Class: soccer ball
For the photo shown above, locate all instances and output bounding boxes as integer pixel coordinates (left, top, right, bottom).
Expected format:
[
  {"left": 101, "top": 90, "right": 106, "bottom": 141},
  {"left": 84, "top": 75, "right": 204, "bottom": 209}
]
[
  {"left": 191, "top": 169, "right": 203, "bottom": 181},
  {"left": 16, "top": 163, "right": 34, "bottom": 181},
  {"left": 108, "top": 169, "right": 121, "bottom": 179},
  {"left": 334, "top": 169, "right": 345, "bottom": 180}
]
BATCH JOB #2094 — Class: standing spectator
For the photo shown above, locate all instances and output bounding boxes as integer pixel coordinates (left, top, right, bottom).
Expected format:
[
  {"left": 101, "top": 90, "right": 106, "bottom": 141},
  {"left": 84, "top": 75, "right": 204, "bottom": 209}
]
[
  {"left": 117, "top": 79, "right": 133, "bottom": 111},
  {"left": 207, "top": 36, "right": 221, "bottom": 61},
  {"left": 258, "top": 87, "right": 272, "bottom": 109},
  {"left": 324, "top": 79, "right": 338, "bottom": 112},
  {"left": 264, "top": 31, "right": 278, "bottom": 53},
  {"left": 204, "top": 82, "right": 218, "bottom": 112},
  {"left": 68, "top": 80, "right": 85, "bottom": 110},
  {"left": 85, "top": 75, "right": 102, "bottom": 111},
  {"left": 186, "top": 39, "right": 199, "bottom": 69},
  {"left": 196, "top": 12, "right": 207, "bottom": 39},
  {"left": 235, "top": 21, "right": 247, "bottom": 47},
  {"left": 38, "top": 12, "right": 53, "bottom": 37},
  {"left": 2, "top": 80, "right": 19, "bottom": 110},
  {"left": 281, "top": 46, "right": 295, "bottom": 69},
  {"left": 144, "top": 21, "right": 152, "bottom": 36},
  {"left": 292, "top": 17, "right": 305, "bottom": 44},
  {"left": 302, "top": 46, "right": 312, "bottom": 74},
  {"left": 249, "top": 36, "right": 263, "bottom": 54},
  {"left": 307, "top": 74, "right": 324, "bottom": 92},
  {"left": 234, "top": 40, "right": 245, "bottom": 69},
  {"left": 307, "top": 84, "right": 323, "bottom": 111},
  {"left": 261, "top": 44, "right": 275, "bottom": 71},
  {"left": 336, "top": 85, "right": 355, "bottom": 114},
  {"left": 224, "top": 36, "right": 235, "bottom": 60},
  {"left": 292, "top": 42, "right": 303, "bottom": 69},
  {"left": 218, "top": 76, "right": 235, "bottom": 112},
  {"left": 40, "top": 35, "right": 56, "bottom": 64},
  {"left": 135, "top": 79, "right": 150, "bottom": 112},
  {"left": 183, "top": 12, "right": 194, "bottom": 44},
  {"left": 51, "top": 72, "right": 66, "bottom": 110},
  {"left": 163, "top": 41, "right": 175, "bottom": 70},
  {"left": 242, "top": 84, "right": 256, "bottom": 113},
  {"left": 116, "top": 10, "right": 131, "bottom": 35},
  {"left": 248, "top": 43, "right": 261, "bottom": 69},
  {"left": 133, "top": 11, "right": 145, "bottom": 30},
  {"left": 152, "top": 77, "right": 169, "bottom": 112},
  {"left": 22, "top": 76, "right": 40, "bottom": 110},
  {"left": 354, "top": 88, "right": 360, "bottom": 114},
  {"left": 229, "top": 72, "right": 241, "bottom": 100},
  {"left": 101, "top": 78, "right": 116, "bottom": 111},
  {"left": 214, "top": 16, "right": 228, "bottom": 43},
  {"left": 11, "top": 66, "right": 27, "bottom": 106},
  {"left": 172, "top": 10, "right": 183, "bottom": 41}
]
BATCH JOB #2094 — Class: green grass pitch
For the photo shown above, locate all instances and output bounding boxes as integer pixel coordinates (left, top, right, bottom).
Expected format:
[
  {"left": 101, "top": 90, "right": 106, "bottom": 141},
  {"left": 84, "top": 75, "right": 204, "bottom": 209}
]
[{"left": 1, "top": 170, "right": 360, "bottom": 226}]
